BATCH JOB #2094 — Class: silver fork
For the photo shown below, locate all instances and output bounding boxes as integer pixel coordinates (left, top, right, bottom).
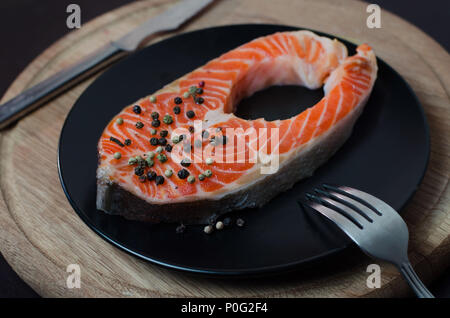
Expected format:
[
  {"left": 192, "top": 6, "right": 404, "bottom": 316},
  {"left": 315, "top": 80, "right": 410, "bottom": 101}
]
[{"left": 303, "top": 184, "right": 434, "bottom": 298}]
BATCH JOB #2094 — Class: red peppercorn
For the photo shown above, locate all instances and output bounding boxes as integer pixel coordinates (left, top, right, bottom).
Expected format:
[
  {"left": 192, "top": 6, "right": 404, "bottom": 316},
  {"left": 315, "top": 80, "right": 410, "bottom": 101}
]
[{"left": 198, "top": 81, "right": 205, "bottom": 87}]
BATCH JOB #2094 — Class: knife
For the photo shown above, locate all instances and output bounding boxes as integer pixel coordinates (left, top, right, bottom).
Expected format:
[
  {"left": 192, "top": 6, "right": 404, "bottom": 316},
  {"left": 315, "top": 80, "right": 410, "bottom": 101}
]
[{"left": 0, "top": 0, "right": 214, "bottom": 130}]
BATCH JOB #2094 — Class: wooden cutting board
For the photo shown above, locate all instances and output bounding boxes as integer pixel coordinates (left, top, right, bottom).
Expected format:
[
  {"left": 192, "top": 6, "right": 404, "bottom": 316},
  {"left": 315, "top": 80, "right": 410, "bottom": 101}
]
[{"left": 0, "top": 0, "right": 448, "bottom": 297}]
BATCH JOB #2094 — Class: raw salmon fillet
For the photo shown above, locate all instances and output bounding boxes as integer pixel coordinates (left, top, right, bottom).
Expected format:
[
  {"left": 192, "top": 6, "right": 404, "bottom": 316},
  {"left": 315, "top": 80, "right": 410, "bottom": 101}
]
[{"left": 96, "top": 30, "right": 378, "bottom": 223}]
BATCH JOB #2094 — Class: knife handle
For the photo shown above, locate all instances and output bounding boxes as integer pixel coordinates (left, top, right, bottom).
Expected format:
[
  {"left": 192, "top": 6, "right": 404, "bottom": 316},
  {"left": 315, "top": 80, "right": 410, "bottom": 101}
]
[{"left": 0, "top": 43, "right": 125, "bottom": 130}]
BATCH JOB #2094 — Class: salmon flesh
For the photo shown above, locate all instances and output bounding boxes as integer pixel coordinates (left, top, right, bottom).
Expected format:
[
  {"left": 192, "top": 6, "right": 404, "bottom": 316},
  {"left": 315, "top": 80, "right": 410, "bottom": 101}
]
[{"left": 96, "top": 30, "right": 378, "bottom": 223}]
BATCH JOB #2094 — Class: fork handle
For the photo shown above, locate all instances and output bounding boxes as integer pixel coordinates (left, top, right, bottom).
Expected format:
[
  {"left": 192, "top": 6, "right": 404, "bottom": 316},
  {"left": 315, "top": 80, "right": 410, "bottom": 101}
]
[{"left": 399, "top": 261, "right": 434, "bottom": 298}]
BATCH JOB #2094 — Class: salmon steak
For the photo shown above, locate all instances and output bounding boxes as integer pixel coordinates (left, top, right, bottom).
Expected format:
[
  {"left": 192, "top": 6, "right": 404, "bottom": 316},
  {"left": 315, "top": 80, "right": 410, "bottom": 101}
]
[{"left": 96, "top": 30, "right": 378, "bottom": 224}]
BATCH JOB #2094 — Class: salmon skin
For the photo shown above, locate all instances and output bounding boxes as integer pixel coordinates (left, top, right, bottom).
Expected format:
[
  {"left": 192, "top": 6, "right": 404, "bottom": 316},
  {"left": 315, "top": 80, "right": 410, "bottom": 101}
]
[{"left": 96, "top": 30, "right": 378, "bottom": 224}]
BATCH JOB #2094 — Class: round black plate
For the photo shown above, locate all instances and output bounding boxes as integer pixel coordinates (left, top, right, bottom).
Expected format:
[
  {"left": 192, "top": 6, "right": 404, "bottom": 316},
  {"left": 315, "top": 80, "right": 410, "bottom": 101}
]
[{"left": 58, "top": 24, "right": 429, "bottom": 275}]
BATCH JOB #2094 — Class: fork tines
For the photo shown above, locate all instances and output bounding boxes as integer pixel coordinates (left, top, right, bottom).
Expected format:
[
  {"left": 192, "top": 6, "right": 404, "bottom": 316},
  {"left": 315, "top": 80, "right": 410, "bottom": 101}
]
[{"left": 304, "top": 184, "right": 382, "bottom": 230}]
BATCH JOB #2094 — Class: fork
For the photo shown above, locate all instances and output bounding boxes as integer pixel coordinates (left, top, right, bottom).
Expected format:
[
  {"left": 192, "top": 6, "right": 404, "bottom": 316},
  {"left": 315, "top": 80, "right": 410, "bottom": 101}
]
[{"left": 303, "top": 184, "right": 434, "bottom": 298}]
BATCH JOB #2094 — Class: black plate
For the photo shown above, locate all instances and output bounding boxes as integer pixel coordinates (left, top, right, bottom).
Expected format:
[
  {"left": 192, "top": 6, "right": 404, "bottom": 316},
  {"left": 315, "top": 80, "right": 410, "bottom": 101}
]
[{"left": 58, "top": 24, "right": 429, "bottom": 275}]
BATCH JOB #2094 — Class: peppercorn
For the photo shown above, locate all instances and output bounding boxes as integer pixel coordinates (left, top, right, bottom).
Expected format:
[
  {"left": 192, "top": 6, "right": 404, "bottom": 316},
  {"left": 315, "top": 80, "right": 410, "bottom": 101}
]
[
  {"left": 155, "top": 146, "right": 163, "bottom": 153},
  {"left": 139, "top": 175, "right": 147, "bottom": 183},
  {"left": 183, "top": 92, "right": 190, "bottom": 98},
  {"left": 158, "top": 138, "right": 167, "bottom": 146},
  {"left": 147, "top": 171, "right": 156, "bottom": 181},
  {"left": 187, "top": 176, "right": 195, "bottom": 184},
  {"left": 195, "top": 97, "right": 204, "bottom": 104},
  {"left": 116, "top": 117, "right": 124, "bottom": 125},
  {"left": 146, "top": 158, "right": 154, "bottom": 167},
  {"left": 147, "top": 151, "right": 155, "bottom": 159},
  {"left": 174, "top": 97, "right": 182, "bottom": 104},
  {"left": 223, "top": 217, "right": 231, "bottom": 226},
  {"left": 180, "top": 158, "right": 191, "bottom": 167},
  {"left": 150, "top": 96, "right": 157, "bottom": 103},
  {"left": 186, "top": 110, "right": 195, "bottom": 118},
  {"left": 171, "top": 135, "right": 180, "bottom": 144},
  {"left": 160, "top": 130, "right": 168, "bottom": 137},
  {"left": 216, "top": 221, "right": 224, "bottom": 230},
  {"left": 189, "top": 86, "right": 198, "bottom": 95},
  {"left": 196, "top": 87, "right": 203, "bottom": 95},
  {"left": 134, "top": 167, "right": 144, "bottom": 176},
  {"left": 236, "top": 218, "right": 245, "bottom": 227},
  {"left": 133, "top": 105, "right": 142, "bottom": 114},
  {"left": 124, "top": 139, "right": 132, "bottom": 146},
  {"left": 157, "top": 153, "right": 167, "bottom": 163},
  {"left": 151, "top": 112, "right": 159, "bottom": 119},
  {"left": 155, "top": 176, "right": 165, "bottom": 185},
  {"left": 198, "top": 81, "right": 205, "bottom": 87},
  {"left": 204, "top": 225, "right": 213, "bottom": 234},
  {"left": 151, "top": 128, "right": 157, "bottom": 135},
  {"left": 177, "top": 169, "right": 189, "bottom": 179},
  {"left": 150, "top": 137, "right": 158, "bottom": 146},
  {"left": 206, "top": 158, "right": 214, "bottom": 165},
  {"left": 173, "top": 106, "right": 181, "bottom": 114},
  {"left": 152, "top": 119, "right": 160, "bottom": 127},
  {"left": 136, "top": 122, "right": 144, "bottom": 129},
  {"left": 179, "top": 134, "right": 184, "bottom": 141},
  {"left": 204, "top": 170, "right": 212, "bottom": 177},
  {"left": 198, "top": 174, "right": 205, "bottom": 181},
  {"left": 165, "top": 169, "right": 173, "bottom": 177},
  {"left": 113, "top": 152, "right": 121, "bottom": 159},
  {"left": 188, "top": 126, "right": 194, "bottom": 133},
  {"left": 176, "top": 224, "right": 186, "bottom": 234},
  {"left": 163, "top": 114, "right": 173, "bottom": 124},
  {"left": 128, "top": 157, "right": 137, "bottom": 165},
  {"left": 165, "top": 144, "right": 173, "bottom": 152}
]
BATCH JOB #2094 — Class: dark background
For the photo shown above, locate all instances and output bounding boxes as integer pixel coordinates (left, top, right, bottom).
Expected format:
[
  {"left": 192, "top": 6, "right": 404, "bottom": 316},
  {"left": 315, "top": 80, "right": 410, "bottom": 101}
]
[{"left": 0, "top": 0, "right": 448, "bottom": 298}]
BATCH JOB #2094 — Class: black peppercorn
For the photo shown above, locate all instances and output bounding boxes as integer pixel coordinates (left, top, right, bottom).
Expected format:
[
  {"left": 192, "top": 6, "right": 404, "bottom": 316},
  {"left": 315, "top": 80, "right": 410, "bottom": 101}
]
[
  {"left": 160, "top": 130, "right": 168, "bottom": 137},
  {"left": 133, "top": 105, "right": 142, "bottom": 114},
  {"left": 176, "top": 224, "right": 186, "bottom": 234},
  {"left": 150, "top": 137, "right": 158, "bottom": 146},
  {"left": 158, "top": 138, "right": 167, "bottom": 146},
  {"left": 186, "top": 110, "right": 195, "bottom": 118},
  {"left": 177, "top": 169, "right": 189, "bottom": 179},
  {"left": 165, "top": 144, "right": 173, "bottom": 152},
  {"left": 173, "top": 106, "right": 181, "bottom": 114},
  {"left": 139, "top": 175, "right": 147, "bottom": 183},
  {"left": 180, "top": 158, "right": 191, "bottom": 167},
  {"left": 223, "top": 217, "right": 231, "bottom": 226},
  {"left": 151, "top": 112, "right": 159, "bottom": 119},
  {"left": 152, "top": 119, "right": 160, "bottom": 127},
  {"left": 147, "top": 171, "right": 156, "bottom": 181},
  {"left": 134, "top": 167, "right": 144, "bottom": 176},
  {"left": 155, "top": 175, "right": 165, "bottom": 185},
  {"left": 135, "top": 122, "right": 144, "bottom": 129},
  {"left": 195, "top": 97, "right": 204, "bottom": 104},
  {"left": 174, "top": 97, "right": 182, "bottom": 104},
  {"left": 124, "top": 139, "right": 132, "bottom": 146},
  {"left": 196, "top": 87, "right": 203, "bottom": 95}
]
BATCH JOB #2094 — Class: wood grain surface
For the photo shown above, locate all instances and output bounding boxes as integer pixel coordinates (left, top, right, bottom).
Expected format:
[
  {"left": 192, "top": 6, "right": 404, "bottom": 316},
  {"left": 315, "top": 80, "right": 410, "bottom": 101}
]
[{"left": 0, "top": 0, "right": 448, "bottom": 297}]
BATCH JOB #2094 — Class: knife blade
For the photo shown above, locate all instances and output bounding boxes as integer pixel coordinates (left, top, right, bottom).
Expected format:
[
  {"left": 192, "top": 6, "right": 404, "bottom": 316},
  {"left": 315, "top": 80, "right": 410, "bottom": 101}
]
[{"left": 0, "top": 0, "right": 214, "bottom": 130}]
